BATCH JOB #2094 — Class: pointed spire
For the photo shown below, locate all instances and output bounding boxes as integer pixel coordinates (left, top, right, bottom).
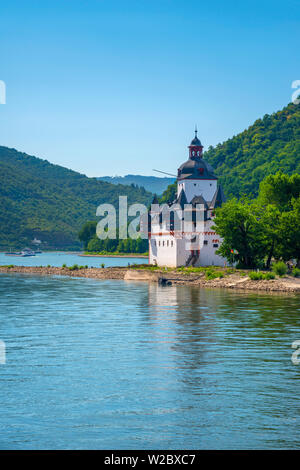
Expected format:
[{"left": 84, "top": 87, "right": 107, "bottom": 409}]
[
  {"left": 152, "top": 194, "right": 159, "bottom": 205},
  {"left": 210, "top": 185, "right": 226, "bottom": 208},
  {"left": 177, "top": 188, "right": 188, "bottom": 209},
  {"left": 189, "top": 127, "right": 202, "bottom": 148},
  {"left": 191, "top": 195, "right": 208, "bottom": 209}
]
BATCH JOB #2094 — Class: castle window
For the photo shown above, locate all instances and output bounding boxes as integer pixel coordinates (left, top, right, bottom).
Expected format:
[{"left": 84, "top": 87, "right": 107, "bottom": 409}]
[
  {"left": 167, "top": 240, "right": 169, "bottom": 247},
  {"left": 159, "top": 241, "right": 161, "bottom": 247},
  {"left": 204, "top": 240, "right": 208, "bottom": 245},
  {"left": 163, "top": 241, "right": 165, "bottom": 247},
  {"left": 171, "top": 240, "right": 173, "bottom": 247},
  {"left": 213, "top": 243, "right": 219, "bottom": 248}
]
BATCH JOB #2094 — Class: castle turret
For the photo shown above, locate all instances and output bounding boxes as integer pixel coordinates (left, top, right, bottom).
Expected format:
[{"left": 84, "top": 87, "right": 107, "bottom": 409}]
[
  {"left": 177, "top": 129, "right": 218, "bottom": 203},
  {"left": 188, "top": 127, "right": 203, "bottom": 159}
]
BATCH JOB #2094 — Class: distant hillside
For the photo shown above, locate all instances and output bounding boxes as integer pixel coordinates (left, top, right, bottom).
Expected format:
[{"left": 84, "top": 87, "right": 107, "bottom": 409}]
[
  {"left": 98, "top": 174, "right": 175, "bottom": 195},
  {"left": 161, "top": 100, "right": 300, "bottom": 202},
  {"left": 0, "top": 147, "right": 152, "bottom": 250}
]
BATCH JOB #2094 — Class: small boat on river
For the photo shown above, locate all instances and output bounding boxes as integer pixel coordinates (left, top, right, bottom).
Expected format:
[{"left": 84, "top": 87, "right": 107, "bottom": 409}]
[{"left": 5, "top": 248, "right": 36, "bottom": 257}]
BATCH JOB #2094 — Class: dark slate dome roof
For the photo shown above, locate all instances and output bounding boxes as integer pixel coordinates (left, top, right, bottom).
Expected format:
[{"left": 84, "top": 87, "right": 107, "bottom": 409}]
[
  {"left": 190, "top": 136, "right": 202, "bottom": 146},
  {"left": 177, "top": 158, "right": 217, "bottom": 180}
]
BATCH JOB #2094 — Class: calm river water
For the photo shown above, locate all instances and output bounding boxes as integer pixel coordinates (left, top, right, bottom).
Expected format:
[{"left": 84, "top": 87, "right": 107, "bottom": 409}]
[
  {"left": 0, "top": 251, "right": 145, "bottom": 268},
  {"left": 0, "top": 274, "right": 299, "bottom": 449}
]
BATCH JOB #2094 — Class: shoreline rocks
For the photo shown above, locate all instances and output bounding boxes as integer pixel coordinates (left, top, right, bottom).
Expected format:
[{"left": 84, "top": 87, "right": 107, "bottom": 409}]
[{"left": 0, "top": 265, "right": 299, "bottom": 294}]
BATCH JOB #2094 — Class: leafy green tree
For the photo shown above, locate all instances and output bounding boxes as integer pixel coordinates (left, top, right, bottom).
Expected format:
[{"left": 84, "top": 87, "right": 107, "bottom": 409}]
[
  {"left": 213, "top": 198, "right": 265, "bottom": 268},
  {"left": 122, "top": 238, "right": 131, "bottom": 253},
  {"left": 258, "top": 172, "right": 300, "bottom": 210},
  {"left": 116, "top": 239, "right": 125, "bottom": 252},
  {"left": 278, "top": 198, "right": 300, "bottom": 266},
  {"left": 87, "top": 236, "right": 103, "bottom": 252},
  {"left": 85, "top": 232, "right": 148, "bottom": 254},
  {"left": 159, "top": 184, "right": 176, "bottom": 204},
  {"left": 213, "top": 172, "right": 300, "bottom": 268},
  {"left": 258, "top": 204, "right": 283, "bottom": 269},
  {"left": 103, "top": 237, "right": 118, "bottom": 252},
  {"left": 78, "top": 221, "right": 97, "bottom": 249},
  {"left": 272, "top": 261, "right": 287, "bottom": 276},
  {"left": 256, "top": 172, "right": 300, "bottom": 266},
  {"left": 135, "top": 237, "right": 148, "bottom": 253}
]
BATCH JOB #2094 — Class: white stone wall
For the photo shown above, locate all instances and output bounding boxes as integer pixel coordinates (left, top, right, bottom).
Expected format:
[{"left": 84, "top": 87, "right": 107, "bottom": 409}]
[
  {"left": 177, "top": 179, "right": 217, "bottom": 203},
  {"left": 148, "top": 189, "right": 227, "bottom": 268},
  {"left": 149, "top": 235, "right": 177, "bottom": 267},
  {"left": 149, "top": 233, "right": 226, "bottom": 267},
  {"left": 149, "top": 215, "right": 227, "bottom": 268},
  {"left": 194, "top": 219, "right": 226, "bottom": 267},
  {"left": 176, "top": 238, "right": 190, "bottom": 266}
]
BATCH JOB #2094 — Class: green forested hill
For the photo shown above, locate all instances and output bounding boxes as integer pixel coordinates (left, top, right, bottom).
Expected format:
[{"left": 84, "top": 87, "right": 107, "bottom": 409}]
[
  {"left": 0, "top": 147, "right": 152, "bottom": 249},
  {"left": 161, "top": 100, "right": 300, "bottom": 202}
]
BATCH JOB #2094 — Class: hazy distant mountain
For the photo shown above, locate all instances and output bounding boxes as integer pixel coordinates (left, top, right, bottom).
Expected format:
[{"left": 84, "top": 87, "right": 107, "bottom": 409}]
[{"left": 98, "top": 174, "right": 175, "bottom": 195}]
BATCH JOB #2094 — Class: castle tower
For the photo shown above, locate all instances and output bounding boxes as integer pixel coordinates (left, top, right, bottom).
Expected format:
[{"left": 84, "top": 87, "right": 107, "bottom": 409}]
[
  {"left": 177, "top": 129, "right": 218, "bottom": 203},
  {"left": 148, "top": 130, "right": 226, "bottom": 268}
]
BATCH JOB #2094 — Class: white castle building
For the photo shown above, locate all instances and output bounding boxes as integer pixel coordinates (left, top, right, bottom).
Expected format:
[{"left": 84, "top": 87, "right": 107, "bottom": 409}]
[{"left": 147, "top": 131, "right": 227, "bottom": 268}]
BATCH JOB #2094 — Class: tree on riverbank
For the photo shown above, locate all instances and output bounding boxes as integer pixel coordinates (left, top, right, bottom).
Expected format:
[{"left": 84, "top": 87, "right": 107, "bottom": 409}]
[
  {"left": 78, "top": 222, "right": 148, "bottom": 254},
  {"left": 213, "top": 172, "right": 300, "bottom": 268},
  {"left": 78, "top": 221, "right": 97, "bottom": 250}
]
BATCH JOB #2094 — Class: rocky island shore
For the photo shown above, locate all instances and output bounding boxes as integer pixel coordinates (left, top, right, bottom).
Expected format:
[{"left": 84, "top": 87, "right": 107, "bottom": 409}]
[{"left": 1, "top": 265, "right": 300, "bottom": 294}]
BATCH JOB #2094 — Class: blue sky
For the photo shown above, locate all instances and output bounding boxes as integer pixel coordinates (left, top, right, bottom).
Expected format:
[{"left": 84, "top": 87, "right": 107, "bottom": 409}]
[{"left": 1, "top": 0, "right": 299, "bottom": 176}]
